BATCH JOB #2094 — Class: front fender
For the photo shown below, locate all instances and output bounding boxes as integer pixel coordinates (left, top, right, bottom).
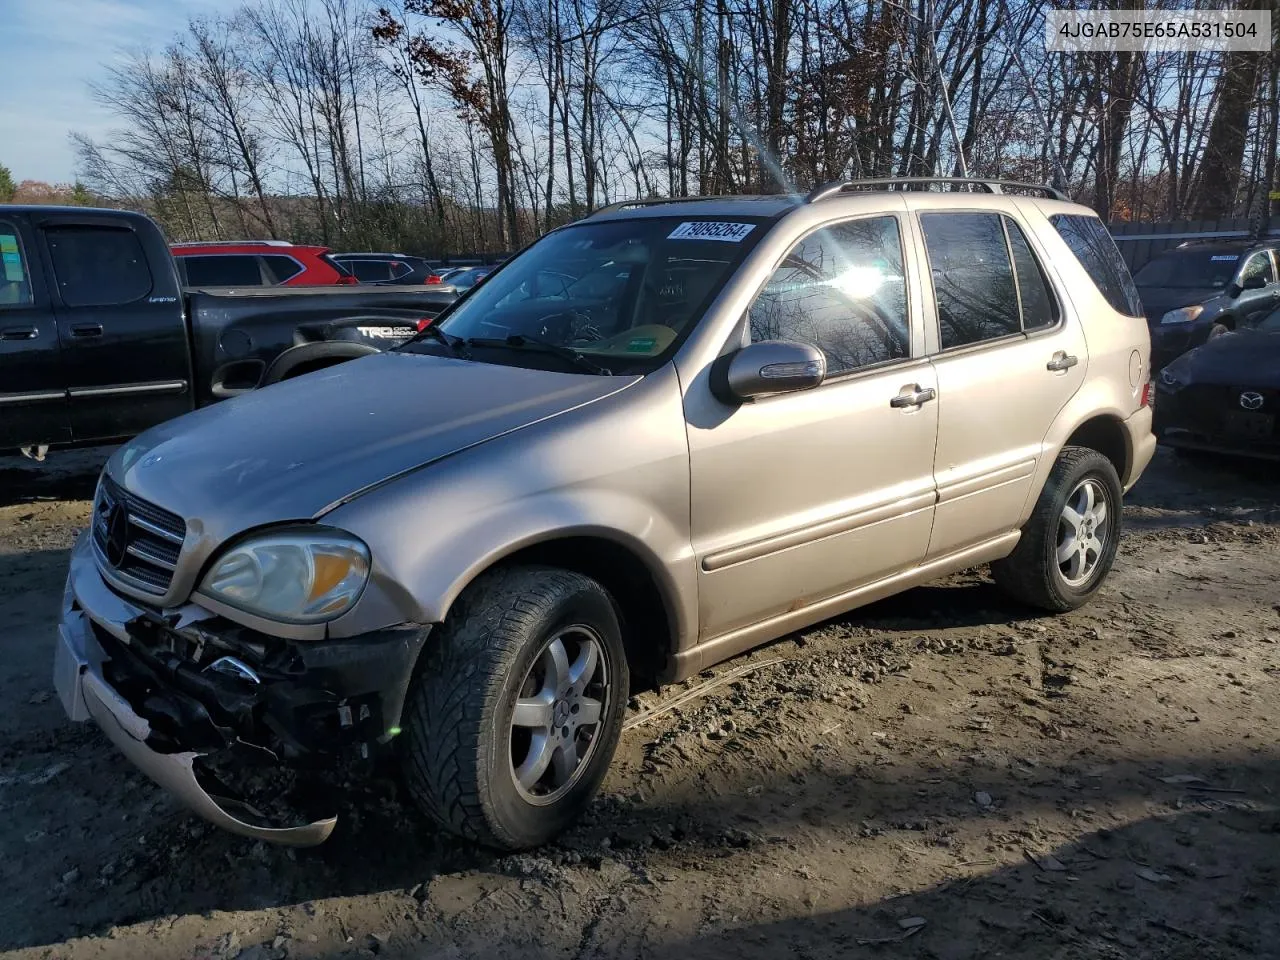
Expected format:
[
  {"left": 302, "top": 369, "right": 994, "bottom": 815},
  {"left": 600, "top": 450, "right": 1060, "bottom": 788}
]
[{"left": 320, "top": 366, "right": 697, "bottom": 652}]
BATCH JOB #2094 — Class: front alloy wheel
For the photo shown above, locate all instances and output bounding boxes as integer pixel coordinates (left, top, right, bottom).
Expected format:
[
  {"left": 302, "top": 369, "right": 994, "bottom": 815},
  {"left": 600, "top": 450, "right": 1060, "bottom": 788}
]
[
  {"left": 401, "top": 566, "right": 628, "bottom": 850},
  {"left": 509, "top": 627, "right": 608, "bottom": 804}
]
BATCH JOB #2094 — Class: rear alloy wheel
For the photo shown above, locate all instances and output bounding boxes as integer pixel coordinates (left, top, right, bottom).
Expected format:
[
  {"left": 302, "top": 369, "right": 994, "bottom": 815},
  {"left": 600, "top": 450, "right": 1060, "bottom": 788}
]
[
  {"left": 401, "top": 566, "right": 627, "bottom": 850},
  {"left": 992, "top": 446, "right": 1122, "bottom": 612},
  {"left": 1055, "top": 478, "right": 1109, "bottom": 587}
]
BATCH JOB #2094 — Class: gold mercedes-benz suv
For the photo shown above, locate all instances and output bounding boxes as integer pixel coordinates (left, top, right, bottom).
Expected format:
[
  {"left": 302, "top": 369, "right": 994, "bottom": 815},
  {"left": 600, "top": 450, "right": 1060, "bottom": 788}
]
[{"left": 55, "top": 178, "right": 1155, "bottom": 850}]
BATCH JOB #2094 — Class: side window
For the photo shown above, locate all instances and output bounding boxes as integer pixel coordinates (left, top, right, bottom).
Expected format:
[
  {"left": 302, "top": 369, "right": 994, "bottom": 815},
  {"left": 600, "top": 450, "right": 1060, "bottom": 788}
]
[
  {"left": 747, "top": 216, "right": 909, "bottom": 376},
  {"left": 262, "top": 255, "right": 304, "bottom": 284},
  {"left": 181, "top": 255, "right": 264, "bottom": 287},
  {"left": 1005, "top": 218, "right": 1058, "bottom": 331},
  {"left": 1240, "top": 252, "right": 1275, "bottom": 286},
  {"left": 388, "top": 261, "right": 414, "bottom": 280},
  {"left": 0, "top": 221, "right": 34, "bottom": 307},
  {"left": 1049, "top": 213, "right": 1143, "bottom": 316},
  {"left": 920, "top": 213, "right": 1020, "bottom": 349},
  {"left": 46, "top": 226, "right": 153, "bottom": 307},
  {"left": 346, "top": 259, "right": 392, "bottom": 282}
]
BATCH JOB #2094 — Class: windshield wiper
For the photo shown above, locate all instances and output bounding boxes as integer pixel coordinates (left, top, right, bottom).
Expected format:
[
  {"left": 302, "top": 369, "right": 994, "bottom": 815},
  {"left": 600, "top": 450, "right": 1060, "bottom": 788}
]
[
  {"left": 465, "top": 335, "right": 612, "bottom": 375},
  {"left": 405, "top": 323, "right": 470, "bottom": 358}
]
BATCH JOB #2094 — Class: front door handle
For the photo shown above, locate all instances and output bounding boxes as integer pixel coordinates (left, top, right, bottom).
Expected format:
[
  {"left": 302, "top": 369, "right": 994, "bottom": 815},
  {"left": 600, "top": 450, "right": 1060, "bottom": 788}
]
[
  {"left": 1047, "top": 353, "right": 1078, "bottom": 372},
  {"left": 890, "top": 384, "right": 937, "bottom": 408},
  {"left": 71, "top": 323, "right": 104, "bottom": 338},
  {"left": 0, "top": 326, "right": 38, "bottom": 341}
]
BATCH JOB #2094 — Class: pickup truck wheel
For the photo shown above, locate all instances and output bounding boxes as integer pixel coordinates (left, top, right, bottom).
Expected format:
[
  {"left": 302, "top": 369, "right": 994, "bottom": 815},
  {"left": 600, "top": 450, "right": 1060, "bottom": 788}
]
[
  {"left": 991, "top": 446, "right": 1122, "bottom": 612},
  {"left": 400, "top": 566, "right": 627, "bottom": 850}
]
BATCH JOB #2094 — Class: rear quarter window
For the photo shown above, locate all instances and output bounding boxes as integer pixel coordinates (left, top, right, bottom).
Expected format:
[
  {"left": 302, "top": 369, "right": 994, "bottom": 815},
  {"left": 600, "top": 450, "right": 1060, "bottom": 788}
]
[{"left": 1049, "top": 214, "right": 1142, "bottom": 317}]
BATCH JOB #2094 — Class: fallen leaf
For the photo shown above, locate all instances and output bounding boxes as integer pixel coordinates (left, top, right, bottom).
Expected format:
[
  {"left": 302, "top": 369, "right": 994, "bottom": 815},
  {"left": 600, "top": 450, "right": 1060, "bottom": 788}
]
[
  {"left": 1159, "top": 774, "right": 1206, "bottom": 785},
  {"left": 1135, "top": 867, "right": 1174, "bottom": 884},
  {"left": 898, "top": 917, "right": 927, "bottom": 930}
]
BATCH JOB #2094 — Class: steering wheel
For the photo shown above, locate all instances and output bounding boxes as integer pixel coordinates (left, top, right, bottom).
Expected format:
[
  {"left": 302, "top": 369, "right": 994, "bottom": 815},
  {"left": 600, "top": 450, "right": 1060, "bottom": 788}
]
[{"left": 534, "top": 307, "right": 603, "bottom": 343}]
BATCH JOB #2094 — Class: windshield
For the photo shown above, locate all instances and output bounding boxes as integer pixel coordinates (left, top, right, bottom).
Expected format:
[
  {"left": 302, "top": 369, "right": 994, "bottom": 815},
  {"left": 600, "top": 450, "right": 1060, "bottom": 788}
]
[
  {"left": 1133, "top": 249, "right": 1241, "bottom": 290},
  {"left": 405, "top": 216, "right": 767, "bottom": 374}
]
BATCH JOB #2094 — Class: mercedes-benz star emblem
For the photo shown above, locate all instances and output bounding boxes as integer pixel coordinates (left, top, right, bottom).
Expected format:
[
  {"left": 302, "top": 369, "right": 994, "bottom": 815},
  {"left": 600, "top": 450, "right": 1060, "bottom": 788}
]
[
  {"left": 1239, "top": 391, "right": 1265, "bottom": 411},
  {"left": 104, "top": 503, "right": 130, "bottom": 568}
]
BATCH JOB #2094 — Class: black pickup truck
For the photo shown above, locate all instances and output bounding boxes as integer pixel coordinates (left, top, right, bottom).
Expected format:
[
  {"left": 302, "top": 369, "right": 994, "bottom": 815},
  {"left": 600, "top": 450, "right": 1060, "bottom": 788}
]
[{"left": 0, "top": 206, "right": 456, "bottom": 453}]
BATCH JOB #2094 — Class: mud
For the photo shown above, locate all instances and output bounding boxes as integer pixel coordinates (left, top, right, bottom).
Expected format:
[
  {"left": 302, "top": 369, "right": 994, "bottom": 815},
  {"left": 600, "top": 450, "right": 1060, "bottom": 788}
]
[{"left": 1, "top": 446, "right": 1278, "bottom": 960}]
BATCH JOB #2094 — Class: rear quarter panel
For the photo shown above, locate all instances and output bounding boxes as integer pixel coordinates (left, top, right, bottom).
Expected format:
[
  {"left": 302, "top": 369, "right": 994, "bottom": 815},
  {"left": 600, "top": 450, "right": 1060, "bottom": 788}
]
[{"left": 1021, "top": 201, "right": 1153, "bottom": 512}]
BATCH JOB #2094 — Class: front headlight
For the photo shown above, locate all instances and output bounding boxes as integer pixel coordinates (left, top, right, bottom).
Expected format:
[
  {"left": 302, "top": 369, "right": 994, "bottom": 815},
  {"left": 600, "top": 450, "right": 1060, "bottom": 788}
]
[
  {"left": 199, "top": 528, "right": 370, "bottom": 624},
  {"left": 1160, "top": 305, "right": 1204, "bottom": 325}
]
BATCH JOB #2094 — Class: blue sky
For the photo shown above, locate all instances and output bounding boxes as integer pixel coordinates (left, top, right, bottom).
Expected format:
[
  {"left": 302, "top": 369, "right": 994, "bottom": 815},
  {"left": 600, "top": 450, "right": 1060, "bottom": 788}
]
[{"left": 0, "top": 0, "right": 225, "bottom": 184}]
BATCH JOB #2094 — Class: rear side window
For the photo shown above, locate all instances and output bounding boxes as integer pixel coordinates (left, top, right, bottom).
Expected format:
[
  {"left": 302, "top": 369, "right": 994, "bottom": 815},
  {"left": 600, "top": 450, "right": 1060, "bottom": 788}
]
[
  {"left": 748, "top": 215, "right": 909, "bottom": 375},
  {"left": 1006, "top": 220, "right": 1058, "bottom": 331},
  {"left": 46, "top": 225, "right": 153, "bottom": 307},
  {"left": 261, "top": 255, "right": 304, "bottom": 284},
  {"left": 181, "top": 255, "right": 264, "bottom": 286},
  {"left": 1049, "top": 214, "right": 1142, "bottom": 316},
  {"left": 0, "top": 221, "right": 34, "bottom": 306},
  {"left": 389, "top": 260, "right": 414, "bottom": 280},
  {"left": 920, "top": 213, "right": 1020, "bottom": 348}
]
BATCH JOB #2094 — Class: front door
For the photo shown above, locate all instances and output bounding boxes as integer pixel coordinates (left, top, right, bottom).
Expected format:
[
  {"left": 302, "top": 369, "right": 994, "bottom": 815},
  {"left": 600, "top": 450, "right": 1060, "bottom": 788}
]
[
  {"left": 687, "top": 214, "right": 939, "bottom": 642},
  {"left": 0, "top": 213, "right": 69, "bottom": 448},
  {"left": 915, "top": 210, "right": 1087, "bottom": 557},
  {"left": 41, "top": 216, "right": 193, "bottom": 442}
]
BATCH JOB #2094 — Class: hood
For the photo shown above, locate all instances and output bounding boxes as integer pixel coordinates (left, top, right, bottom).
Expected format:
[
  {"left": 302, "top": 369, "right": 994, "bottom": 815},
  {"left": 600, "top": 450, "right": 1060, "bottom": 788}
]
[
  {"left": 1169, "top": 329, "right": 1280, "bottom": 388},
  {"left": 110, "top": 352, "right": 638, "bottom": 534},
  {"left": 1137, "top": 286, "right": 1221, "bottom": 323}
]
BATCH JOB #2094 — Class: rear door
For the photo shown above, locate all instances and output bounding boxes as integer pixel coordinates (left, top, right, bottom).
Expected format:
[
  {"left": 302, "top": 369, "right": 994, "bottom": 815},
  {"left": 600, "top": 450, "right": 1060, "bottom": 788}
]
[
  {"left": 40, "top": 215, "right": 193, "bottom": 442},
  {"left": 0, "top": 212, "right": 69, "bottom": 447},
  {"left": 915, "top": 208, "right": 1087, "bottom": 558}
]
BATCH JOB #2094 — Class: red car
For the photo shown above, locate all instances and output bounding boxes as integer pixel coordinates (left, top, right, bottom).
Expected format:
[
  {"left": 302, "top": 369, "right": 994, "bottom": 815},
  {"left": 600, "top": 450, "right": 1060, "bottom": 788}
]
[{"left": 172, "top": 241, "right": 358, "bottom": 287}]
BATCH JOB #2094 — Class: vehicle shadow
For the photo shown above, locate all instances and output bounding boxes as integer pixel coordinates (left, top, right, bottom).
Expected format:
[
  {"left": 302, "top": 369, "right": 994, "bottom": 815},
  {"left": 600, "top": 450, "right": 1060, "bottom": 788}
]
[
  {"left": 9, "top": 728, "right": 1278, "bottom": 955},
  {"left": 0, "top": 447, "right": 112, "bottom": 508}
]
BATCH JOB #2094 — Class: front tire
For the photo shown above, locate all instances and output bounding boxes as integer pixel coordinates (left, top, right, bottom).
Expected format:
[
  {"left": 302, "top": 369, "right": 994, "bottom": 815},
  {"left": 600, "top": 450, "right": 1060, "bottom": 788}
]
[
  {"left": 401, "top": 566, "right": 628, "bottom": 850},
  {"left": 992, "top": 446, "right": 1123, "bottom": 612}
]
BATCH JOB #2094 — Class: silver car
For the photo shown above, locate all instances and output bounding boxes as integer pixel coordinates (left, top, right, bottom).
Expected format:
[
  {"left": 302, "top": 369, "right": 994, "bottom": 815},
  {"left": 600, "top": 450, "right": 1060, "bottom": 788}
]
[{"left": 54, "top": 180, "right": 1156, "bottom": 850}]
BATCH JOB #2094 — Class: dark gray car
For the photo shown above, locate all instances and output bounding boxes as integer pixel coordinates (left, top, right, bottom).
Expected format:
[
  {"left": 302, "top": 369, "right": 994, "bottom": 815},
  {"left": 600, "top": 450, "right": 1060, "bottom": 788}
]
[{"left": 1134, "top": 240, "right": 1280, "bottom": 368}]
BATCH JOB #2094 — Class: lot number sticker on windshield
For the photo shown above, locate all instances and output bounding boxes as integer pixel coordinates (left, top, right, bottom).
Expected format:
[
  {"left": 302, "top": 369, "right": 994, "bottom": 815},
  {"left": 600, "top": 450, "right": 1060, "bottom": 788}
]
[
  {"left": 1211, "top": 255, "right": 1239, "bottom": 261},
  {"left": 668, "top": 221, "right": 756, "bottom": 242}
]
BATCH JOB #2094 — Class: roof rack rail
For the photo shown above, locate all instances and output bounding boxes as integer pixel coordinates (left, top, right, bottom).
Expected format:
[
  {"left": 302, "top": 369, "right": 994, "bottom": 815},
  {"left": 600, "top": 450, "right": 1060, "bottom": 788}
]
[
  {"left": 806, "top": 178, "right": 1069, "bottom": 204},
  {"left": 171, "top": 239, "right": 296, "bottom": 248}
]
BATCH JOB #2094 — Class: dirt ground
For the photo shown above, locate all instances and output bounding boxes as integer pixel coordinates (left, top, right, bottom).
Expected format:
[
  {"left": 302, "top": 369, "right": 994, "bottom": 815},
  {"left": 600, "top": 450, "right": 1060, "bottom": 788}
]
[{"left": 1, "top": 445, "right": 1278, "bottom": 960}]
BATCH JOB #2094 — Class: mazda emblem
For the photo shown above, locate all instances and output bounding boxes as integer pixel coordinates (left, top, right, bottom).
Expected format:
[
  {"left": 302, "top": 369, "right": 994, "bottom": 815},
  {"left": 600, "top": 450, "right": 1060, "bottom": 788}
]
[
  {"left": 1239, "top": 391, "right": 1265, "bottom": 411},
  {"left": 104, "top": 503, "right": 130, "bottom": 568}
]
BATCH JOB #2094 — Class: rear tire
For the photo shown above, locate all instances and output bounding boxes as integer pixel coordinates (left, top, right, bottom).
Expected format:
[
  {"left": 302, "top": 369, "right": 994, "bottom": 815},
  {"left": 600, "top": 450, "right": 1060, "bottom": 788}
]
[
  {"left": 400, "top": 566, "right": 628, "bottom": 850},
  {"left": 992, "top": 446, "right": 1123, "bottom": 612}
]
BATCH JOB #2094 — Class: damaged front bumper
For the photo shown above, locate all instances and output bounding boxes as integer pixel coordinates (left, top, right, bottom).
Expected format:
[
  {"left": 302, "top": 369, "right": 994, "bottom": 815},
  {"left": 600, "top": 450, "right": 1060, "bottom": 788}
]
[{"left": 53, "top": 531, "right": 426, "bottom": 846}]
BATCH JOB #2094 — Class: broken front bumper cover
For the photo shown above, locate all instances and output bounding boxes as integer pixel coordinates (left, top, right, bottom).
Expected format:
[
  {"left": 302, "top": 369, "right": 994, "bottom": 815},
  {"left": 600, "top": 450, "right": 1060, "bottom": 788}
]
[
  {"left": 53, "top": 530, "right": 417, "bottom": 847},
  {"left": 58, "top": 609, "right": 337, "bottom": 846}
]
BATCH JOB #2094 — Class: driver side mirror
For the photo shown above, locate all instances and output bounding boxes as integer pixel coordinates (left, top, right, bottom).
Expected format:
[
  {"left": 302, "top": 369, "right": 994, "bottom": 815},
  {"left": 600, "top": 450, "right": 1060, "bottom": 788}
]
[
  {"left": 711, "top": 340, "right": 826, "bottom": 403},
  {"left": 1242, "top": 274, "right": 1269, "bottom": 291}
]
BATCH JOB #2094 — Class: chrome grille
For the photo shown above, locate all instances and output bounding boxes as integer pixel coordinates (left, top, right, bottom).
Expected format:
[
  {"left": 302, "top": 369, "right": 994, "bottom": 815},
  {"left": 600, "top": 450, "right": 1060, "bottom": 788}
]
[{"left": 92, "top": 476, "right": 186, "bottom": 597}]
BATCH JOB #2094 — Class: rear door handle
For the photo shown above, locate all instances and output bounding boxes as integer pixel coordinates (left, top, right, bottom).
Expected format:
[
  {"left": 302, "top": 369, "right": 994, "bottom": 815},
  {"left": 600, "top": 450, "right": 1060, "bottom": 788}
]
[
  {"left": 1047, "top": 353, "right": 1078, "bottom": 372},
  {"left": 71, "top": 323, "right": 104, "bottom": 338},
  {"left": 890, "top": 385, "right": 937, "bottom": 408},
  {"left": 0, "top": 326, "right": 38, "bottom": 341}
]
